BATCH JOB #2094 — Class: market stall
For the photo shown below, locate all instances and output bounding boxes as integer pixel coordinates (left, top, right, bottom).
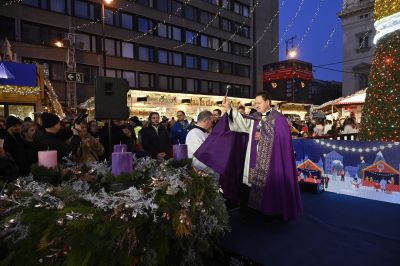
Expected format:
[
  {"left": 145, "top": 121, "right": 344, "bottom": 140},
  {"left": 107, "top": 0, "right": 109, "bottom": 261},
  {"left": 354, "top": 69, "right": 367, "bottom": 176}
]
[
  {"left": 80, "top": 90, "right": 262, "bottom": 121},
  {"left": 0, "top": 61, "right": 64, "bottom": 119},
  {"left": 314, "top": 89, "right": 366, "bottom": 123}
]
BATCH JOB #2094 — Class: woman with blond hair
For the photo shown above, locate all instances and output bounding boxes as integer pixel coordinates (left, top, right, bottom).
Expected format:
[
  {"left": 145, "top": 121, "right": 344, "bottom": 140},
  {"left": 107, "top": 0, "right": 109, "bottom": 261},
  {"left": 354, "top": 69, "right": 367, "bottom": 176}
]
[{"left": 73, "top": 122, "right": 104, "bottom": 165}]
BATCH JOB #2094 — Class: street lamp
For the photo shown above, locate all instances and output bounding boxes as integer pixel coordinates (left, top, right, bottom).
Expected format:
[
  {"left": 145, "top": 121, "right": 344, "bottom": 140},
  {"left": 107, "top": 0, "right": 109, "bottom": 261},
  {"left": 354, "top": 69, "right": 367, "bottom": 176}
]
[
  {"left": 285, "top": 36, "right": 297, "bottom": 103},
  {"left": 102, "top": 0, "right": 113, "bottom": 76}
]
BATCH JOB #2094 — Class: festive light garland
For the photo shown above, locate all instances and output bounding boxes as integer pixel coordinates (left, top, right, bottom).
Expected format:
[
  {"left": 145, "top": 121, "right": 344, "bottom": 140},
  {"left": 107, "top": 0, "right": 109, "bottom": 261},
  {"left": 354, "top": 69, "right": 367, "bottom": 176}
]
[
  {"left": 271, "top": 0, "right": 305, "bottom": 54},
  {"left": 245, "top": 0, "right": 286, "bottom": 55},
  {"left": 322, "top": 19, "right": 340, "bottom": 51},
  {"left": 214, "top": 0, "right": 262, "bottom": 52},
  {"left": 314, "top": 139, "right": 400, "bottom": 153},
  {"left": 1, "top": 0, "right": 22, "bottom": 7},
  {"left": 0, "top": 85, "right": 40, "bottom": 96},
  {"left": 174, "top": 0, "right": 230, "bottom": 50},
  {"left": 296, "top": 0, "right": 326, "bottom": 50},
  {"left": 374, "top": 11, "right": 400, "bottom": 44},
  {"left": 44, "top": 80, "right": 65, "bottom": 118}
]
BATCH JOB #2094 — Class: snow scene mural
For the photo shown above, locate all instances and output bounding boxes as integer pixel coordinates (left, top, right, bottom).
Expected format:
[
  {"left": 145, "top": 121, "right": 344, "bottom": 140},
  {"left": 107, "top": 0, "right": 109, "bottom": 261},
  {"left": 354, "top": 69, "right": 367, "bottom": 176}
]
[{"left": 292, "top": 139, "right": 400, "bottom": 204}]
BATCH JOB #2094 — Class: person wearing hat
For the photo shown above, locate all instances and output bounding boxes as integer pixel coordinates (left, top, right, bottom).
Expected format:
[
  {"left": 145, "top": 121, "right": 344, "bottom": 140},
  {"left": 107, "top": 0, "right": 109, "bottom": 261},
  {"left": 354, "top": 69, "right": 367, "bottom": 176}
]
[
  {"left": 3, "top": 115, "right": 23, "bottom": 162},
  {"left": 36, "top": 112, "right": 81, "bottom": 161}
]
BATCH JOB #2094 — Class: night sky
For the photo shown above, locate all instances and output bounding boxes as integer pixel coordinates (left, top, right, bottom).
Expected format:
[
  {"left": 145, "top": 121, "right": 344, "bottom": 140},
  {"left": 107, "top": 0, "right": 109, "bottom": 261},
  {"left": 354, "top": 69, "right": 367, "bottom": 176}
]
[{"left": 278, "top": 0, "right": 343, "bottom": 82}]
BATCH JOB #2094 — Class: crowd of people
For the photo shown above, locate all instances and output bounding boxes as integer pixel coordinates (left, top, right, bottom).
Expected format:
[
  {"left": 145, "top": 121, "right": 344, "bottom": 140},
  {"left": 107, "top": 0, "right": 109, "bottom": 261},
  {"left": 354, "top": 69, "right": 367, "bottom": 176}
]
[
  {"left": 0, "top": 107, "right": 224, "bottom": 179},
  {"left": 288, "top": 116, "right": 359, "bottom": 138}
]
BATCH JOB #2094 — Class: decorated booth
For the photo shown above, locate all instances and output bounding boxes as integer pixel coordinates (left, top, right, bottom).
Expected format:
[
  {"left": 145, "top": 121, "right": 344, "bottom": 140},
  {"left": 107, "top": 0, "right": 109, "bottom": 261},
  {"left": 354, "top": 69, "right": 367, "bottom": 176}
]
[{"left": 0, "top": 61, "right": 64, "bottom": 119}]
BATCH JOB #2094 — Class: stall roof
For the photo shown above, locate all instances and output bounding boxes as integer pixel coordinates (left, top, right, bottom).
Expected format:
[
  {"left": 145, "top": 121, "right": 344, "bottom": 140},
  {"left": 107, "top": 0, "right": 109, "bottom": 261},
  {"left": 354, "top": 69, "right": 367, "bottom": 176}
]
[{"left": 315, "top": 88, "right": 367, "bottom": 111}]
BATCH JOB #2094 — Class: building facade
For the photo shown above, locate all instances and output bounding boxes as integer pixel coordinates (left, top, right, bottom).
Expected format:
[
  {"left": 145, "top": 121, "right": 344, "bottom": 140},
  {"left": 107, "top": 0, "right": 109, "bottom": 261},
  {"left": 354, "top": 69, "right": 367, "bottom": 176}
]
[
  {"left": 0, "top": 0, "right": 278, "bottom": 107},
  {"left": 338, "top": 0, "right": 375, "bottom": 96}
]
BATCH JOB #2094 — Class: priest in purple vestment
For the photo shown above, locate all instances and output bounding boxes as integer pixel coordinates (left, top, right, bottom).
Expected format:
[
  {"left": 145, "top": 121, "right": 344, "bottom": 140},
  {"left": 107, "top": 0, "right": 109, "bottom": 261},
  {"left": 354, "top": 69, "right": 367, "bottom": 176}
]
[{"left": 195, "top": 92, "right": 302, "bottom": 220}]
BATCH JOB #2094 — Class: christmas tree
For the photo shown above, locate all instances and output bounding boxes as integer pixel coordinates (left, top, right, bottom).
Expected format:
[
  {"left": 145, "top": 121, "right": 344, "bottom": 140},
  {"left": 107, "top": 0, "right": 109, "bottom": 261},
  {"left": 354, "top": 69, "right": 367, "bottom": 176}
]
[{"left": 359, "top": 0, "right": 400, "bottom": 141}]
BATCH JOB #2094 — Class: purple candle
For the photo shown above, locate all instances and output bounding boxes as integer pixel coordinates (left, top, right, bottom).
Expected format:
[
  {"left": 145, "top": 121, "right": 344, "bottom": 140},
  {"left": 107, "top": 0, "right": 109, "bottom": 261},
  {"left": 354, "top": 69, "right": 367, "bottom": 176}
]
[
  {"left": 173, "top": 144, "right": 188, "bottom": 161},
  {"left": 114, "top": 144, "right": 127, "bottom": 153},
  {"left": 112, "top": 152, "right": 133, "bottom": 176}
]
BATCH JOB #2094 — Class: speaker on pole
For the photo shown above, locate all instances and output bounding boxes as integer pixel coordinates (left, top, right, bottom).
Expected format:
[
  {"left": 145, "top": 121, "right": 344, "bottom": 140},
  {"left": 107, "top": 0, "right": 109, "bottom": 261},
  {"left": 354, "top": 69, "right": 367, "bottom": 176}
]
[{"left": 95, "top": 77, "right": 130, "bottom": 120}]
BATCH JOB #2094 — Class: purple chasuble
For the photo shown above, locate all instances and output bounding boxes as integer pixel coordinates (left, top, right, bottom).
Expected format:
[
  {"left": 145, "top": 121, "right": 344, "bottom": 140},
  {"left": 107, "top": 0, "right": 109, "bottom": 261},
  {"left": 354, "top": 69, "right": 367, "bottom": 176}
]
[{"left": 195, "top": 111, "right": 302, "bottom": 220}]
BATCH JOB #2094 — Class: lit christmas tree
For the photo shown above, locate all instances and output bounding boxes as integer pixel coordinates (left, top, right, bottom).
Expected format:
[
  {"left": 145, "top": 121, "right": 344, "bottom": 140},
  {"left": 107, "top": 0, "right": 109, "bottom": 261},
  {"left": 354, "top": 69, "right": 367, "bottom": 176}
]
[{"left": 359, "top": 0, "right": 400, "bottom": 141}]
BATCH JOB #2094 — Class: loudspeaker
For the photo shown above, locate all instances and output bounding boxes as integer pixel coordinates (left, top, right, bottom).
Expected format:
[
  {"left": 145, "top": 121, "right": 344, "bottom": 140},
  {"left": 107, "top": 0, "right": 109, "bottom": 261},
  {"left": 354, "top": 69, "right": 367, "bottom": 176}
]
[{"left": 95, "top": 77, "right": 130, "bottom": 120}]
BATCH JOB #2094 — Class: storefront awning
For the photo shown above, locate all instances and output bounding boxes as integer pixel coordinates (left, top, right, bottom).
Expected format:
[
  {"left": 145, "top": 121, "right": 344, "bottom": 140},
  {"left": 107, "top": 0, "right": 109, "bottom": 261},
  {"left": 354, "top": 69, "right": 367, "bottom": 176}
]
[{"left": 0, "top": 61, "right": 37, "bottom": 87}]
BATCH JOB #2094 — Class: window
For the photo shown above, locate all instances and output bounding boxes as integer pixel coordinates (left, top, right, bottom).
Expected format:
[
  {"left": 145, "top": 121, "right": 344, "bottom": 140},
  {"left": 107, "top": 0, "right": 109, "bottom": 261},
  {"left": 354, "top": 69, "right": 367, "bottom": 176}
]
[
  {"left": 172, "top": 1, "right": 183, "bottom": 16},
  {"left": 123, "top": 71, "right": 136, "bottom": 87},
  {"left": 221, "top": 41, "right": 230, "bottom": 53},
  {"left": 138, "top": 46, "right": 154, "bottom": 61},
  {"left": 158, "top": 75, "right": 169, "bottom": 90},
  {"left": 21, "top": 23, "right": 41, "bottom": 44},
  {"left": 122, "top": 42, "right": 134, "bottom": 58},
  {"left": 173, "top": 77, "right": 183, "bottom": 91},
  {"left": 211, "top": 82, "right": 220, "bottom": 95},
  {"left": 158, "top": 23, "right": 168, "bottom": 38},
  {"left": 106, "top": 69, "right": 116, "bottom": 77},
  {"left": 359, "top": 73, "right": 368, "bottom": 90},
  {"left": 358, "top": 34, "right": 370, "bottom": 49},
  {"left": 221, "top": 62, "right": 232, "bottom": 74},
  {"left": 104, "top": 9, "right": 115, "bottom": 25},
  {"left": 139, "top": 73, "right": 155, "bottom": 89},
  {"left": 173, "top": 53, "right": 182, "bottom": 66},
  {"left": 74, "top": 0, "right": 89, "bottom": 18},
  {"left": 200, "top": 35, "right": 208, "bottom": 48},
  {"left": 186, "top": 55, "right": 196, "bottom": 68},
  {"left": 172, "top": 27, "right": 182, "bottom": 41},
  {"left": 158, "top": 50, "right": 168, "bottom": 64},
  {"left": 121, "top": 14, "right": 133, "bottom": 29},
  {"left": 50, "top": 0, "right": 66, "bottom": 13},
  {"left": 0, "top": 17, "right": 15, "bottom": 40},
  {"left": 156, "top": 0, "right": 169, "bottom": 12},
  {"left": 209, "top": 60, "right": 219, "bottom": 73},
  {"left": 22, "top": 0, "right": 39, "bottom": 7},
  {"left": 137, "top": 0, "right": 153, "bottom": 7},
  {"left": 185, "top": 6, "right": 197, "bottom": 21},
  {"left": 199, "top": 11, "right": 210, "bottom": 24},
  {"left": 138, "top": 17, "right": 153, "bottom": 34},
  {"left": 200, "top": 80, "right": 209, "bottom": 93},
  {"left": 242, "top": 26, "right": 250, "bottom": 38},
  {"left": 222, "top": 0, "right": 230, "bottom": 9},
  {"left": 21, "top": 22, "right": 66, "bottom": 46},
  {"left": 185, "top": 30, "right": 196, "bottom": 44},
  {"left": 50, "top": 62, "right": 64, "bottom": 81},
  {"left": 222, "top": 19, "right": 231, "bottom": 32},
  {"left": 234, "top": 2, "right": 249, "bottom": 17},
  {"left": 186, "top": 79, "right": 197, "bottom": 92},
  {"left": 211, "top": 37, "right": 219, "bottom": 49},
  {"left": 77, "top": 64, "right": 98, "bottom": 84},
  {"left": 235, "top": 64, "right": 250, "bottom": 77},
  {"left": 201, "top": 58, "right": 209, "bottom": 71},
  {"left": 75, "top": 33, "right": 91, "bottom": 51},
  {"left": 105, "top": 39, "right": 116, "bottom": 56}
]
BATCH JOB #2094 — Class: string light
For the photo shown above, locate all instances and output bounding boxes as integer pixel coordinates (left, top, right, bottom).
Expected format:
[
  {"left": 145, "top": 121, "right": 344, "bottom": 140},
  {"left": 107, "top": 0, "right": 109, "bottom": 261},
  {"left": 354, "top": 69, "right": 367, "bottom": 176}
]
[
  {"left": 314, "top": 139, "right": 400, "bottom": 153},
  {"left": 44, "top": 80, "right": 65, "bottom": 118},
  {"left": 215, "top": 0, "right": 262, "bottom": 52},
  {"left": 245, "top": 0, "right": 286, "bottom": 55},
  {"left": 322, "top": 19, "right": 340, "bottom": 51},
  {"left": 174, "top": 0, "right": 230, "bottom": 50},
  {"left": 0, "top": 85, "right": 40, "bottom": 96},
  {"left": 296, "top": 0, "right": 326, "bottom": 50},
  {"left": 271, "top": 0, "right": 305, "bottom": 54},
  {"left": 1, "top": 0, "right": 22, "bottom": 7}
]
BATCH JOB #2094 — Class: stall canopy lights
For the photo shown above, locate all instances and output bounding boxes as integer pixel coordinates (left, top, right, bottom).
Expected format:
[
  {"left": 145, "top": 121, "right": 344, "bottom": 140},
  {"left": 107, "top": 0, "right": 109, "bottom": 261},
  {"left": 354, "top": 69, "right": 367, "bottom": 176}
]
[{"left": 374, "top": 11, "right": 400, "bottom": 44}]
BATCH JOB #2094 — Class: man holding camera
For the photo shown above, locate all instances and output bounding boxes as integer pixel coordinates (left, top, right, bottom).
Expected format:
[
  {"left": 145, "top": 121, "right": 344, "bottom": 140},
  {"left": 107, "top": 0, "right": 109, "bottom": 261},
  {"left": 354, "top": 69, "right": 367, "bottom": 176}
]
[{"left": 36, "top": 112, "right": 81, "bottom": 161}]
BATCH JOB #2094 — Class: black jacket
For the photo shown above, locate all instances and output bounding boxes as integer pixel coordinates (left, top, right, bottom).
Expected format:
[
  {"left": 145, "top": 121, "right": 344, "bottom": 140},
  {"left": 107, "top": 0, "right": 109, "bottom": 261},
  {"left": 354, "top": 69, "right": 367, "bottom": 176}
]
[
  {"left": 15, "top": 140, "right": 38, "bottom": 176},
  {"left": 0, "top": 153, "right": 19, "bottom": 180},
  {"left": 3, "top": 131, "right": 22, "bottom": 161},
  {"left": 140, "top": 125, "right": 170, "bottom": 158},
  {"left": 36, "top": 131, "right": 81, "bottom": 161}
]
